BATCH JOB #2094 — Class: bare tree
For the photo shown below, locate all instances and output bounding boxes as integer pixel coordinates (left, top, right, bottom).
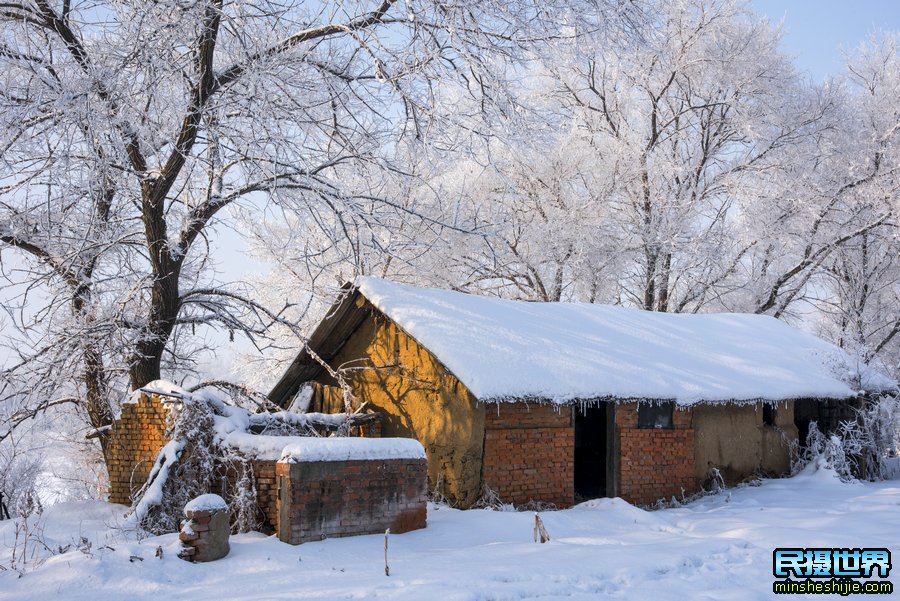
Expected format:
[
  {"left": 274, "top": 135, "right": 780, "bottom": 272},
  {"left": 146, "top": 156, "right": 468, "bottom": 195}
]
[
  {"left": 436, "top": 130, "right": 620, "bottom": 302},
  {"left": 453, "top": 0, "right": 899, "bottom": 326},
  {"left": 560, "top": 0, "right": 827, "bottom": 313}
]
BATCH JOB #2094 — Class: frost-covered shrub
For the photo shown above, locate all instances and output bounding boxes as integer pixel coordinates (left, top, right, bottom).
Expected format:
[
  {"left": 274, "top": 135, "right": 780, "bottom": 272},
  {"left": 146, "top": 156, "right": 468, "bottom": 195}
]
[
  {"left": 222, "top": 450, "right": 260, "bottom": 533},
  {"left": 134, "top": 397, "right": 218, "bottom": 534},
  {"left": 125, "top": 381, "right": 369, "bottom": 535},
  {"left": 0, "top": 445, "right": 42, "bottom": 517},
  {"left": 705, "top": 467, "right": 726, "bottom": 493},
  {"left": 0, "top": 451, "right": 49, "bottom": 575},
  {"left": 840, "top": 393, "right": 900, "bottom": 480},
  {"left": 471, "top": 484, "right": 515, "bottom": 511},
  {"left": 427, "top": 470, "right": 455, "bottom": 508},
  {"left": 794, "top": 394, "right": 900, "bottom": 481},
  {"left": 795, "top": 422, "right": 856, "bottom": 481}
]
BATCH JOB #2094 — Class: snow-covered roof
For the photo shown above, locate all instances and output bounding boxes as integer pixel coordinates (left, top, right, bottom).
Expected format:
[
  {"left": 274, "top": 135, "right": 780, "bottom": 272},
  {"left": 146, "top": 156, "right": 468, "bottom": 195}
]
[{"left": 355, "top": 277, "right": 896, "bottom": 405}]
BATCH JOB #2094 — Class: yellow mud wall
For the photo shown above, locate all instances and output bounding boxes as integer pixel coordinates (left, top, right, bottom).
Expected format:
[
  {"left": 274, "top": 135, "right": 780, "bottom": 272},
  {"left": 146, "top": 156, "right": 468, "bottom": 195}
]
[
  {"left": 693, "top": 402, "right": 797, "bottom": 486},
  {"left": 761, "top": 400, "right": 798, "bottom": 476},
  {"left": 316, "top": 308, "right": 486, "bottom": 507}
]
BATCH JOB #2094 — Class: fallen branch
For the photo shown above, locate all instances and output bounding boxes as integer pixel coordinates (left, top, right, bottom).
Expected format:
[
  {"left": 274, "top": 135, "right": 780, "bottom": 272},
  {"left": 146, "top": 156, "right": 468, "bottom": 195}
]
[
  {"left": 125, "top": 440, "right": 186, "bottom": 529},
  {"left": 246, "top": 410, "right": 378, "bottom": 434},
  {"left": 187, "top": 380, "right": 280, "bottom": 412}
]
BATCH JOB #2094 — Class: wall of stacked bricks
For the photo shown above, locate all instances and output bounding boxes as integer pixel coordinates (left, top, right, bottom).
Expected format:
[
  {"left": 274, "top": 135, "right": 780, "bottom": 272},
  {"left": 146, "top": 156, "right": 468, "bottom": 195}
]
[
  {"left": 247, "top": 421, "right": 382, "bottom": 534},
  {"left": 106, "top": 392, "right": 172, "bottom": 505},
  {"left": 481, "top": 402, "right": 575, "bottom": 507},
  {"left": 250, "top": 460, "right": 279, "bottom": 533},
  {"left": 276, "top": 457, "right": 427, "bottom": 544},
  {"left": 615, "top": 402, "right": 696, "bottom": 506}
]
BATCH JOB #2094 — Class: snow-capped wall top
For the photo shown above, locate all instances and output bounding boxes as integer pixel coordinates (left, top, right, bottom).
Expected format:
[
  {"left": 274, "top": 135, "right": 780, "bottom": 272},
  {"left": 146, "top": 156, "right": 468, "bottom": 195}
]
[
  {"left": 355, "top": 277, "right": 897, "bottom": 405},
  {"left": 279, "top": 437, "right": 426, "bottom": 463},
  {"left": 125, "top": 379, "right": 190, "bottom": 404}
]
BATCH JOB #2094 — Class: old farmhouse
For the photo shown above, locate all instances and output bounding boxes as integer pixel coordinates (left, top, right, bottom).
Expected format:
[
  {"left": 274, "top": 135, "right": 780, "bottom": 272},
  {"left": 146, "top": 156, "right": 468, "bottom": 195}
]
[{"left": 269, "top": 278, "right": 896, "bottom": 507}]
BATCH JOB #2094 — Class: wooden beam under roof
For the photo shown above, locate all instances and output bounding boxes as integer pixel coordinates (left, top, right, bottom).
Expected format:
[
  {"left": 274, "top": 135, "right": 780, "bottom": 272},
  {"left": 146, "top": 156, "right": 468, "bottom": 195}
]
[{"left": 268, "top": 286, "right": 371, "bottom": 408}]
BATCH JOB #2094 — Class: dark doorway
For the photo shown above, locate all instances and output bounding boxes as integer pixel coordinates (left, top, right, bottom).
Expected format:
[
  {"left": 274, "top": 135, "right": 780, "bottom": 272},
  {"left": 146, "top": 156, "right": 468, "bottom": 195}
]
[
  {"left": 794, "top": 400, "right": 817, "bottom": 451},
  {"left": 574, "top": 404, "right": 608, "bottom": 500},
  {"left": 794, "top": 398, "right": 858, "bottom": 451}
]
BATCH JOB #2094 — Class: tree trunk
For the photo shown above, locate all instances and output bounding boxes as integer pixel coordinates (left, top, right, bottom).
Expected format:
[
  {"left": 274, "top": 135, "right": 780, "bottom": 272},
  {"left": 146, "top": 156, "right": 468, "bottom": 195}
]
[
  {"left": 73, "top": 288, "right": 114, "bottom": 459},
  {"left": 129, "top": 268, "right": 181, "bottom": 390},
  {"left": 656, "top": 252, "right": 671, "bottom": 312},
  {"left": 84, "top": 345, "right": 113, "bottom": 458},
  {"left": 130, "top": 179, "right": 183, "bottom": 391}
]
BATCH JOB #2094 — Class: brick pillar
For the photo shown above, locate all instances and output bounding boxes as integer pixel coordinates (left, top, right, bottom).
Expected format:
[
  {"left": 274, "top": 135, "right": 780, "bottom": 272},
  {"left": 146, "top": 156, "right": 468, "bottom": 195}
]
[{"left": 106, "top": 393, "right": 172, "bottom": 505}]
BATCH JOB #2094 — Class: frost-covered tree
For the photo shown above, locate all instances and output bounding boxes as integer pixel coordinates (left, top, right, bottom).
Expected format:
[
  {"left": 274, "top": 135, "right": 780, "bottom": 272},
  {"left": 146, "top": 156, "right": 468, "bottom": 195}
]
[
  {"left": 449, "top": 1, "right": 899, "bottom": 329},
  {"left": 230, "top": 144, "right": 463, "bottom": 388},
  {"left": 0, "top": 0, "right": 621, "bottom": 459},
  {"left": 718, "top": 33, "right": 897, "bottom": 358},
  {"left": 431, "top": 129, "right": 621, "bottom": 302},
  {"left": 806, "top": 34, "right": 900, "bottom": 377},
  {"left": 444, "top": 0, "right": 808, "bottom": 310},
  {"left": 556, "top": 0, "right": 816, "bottom": 312}
]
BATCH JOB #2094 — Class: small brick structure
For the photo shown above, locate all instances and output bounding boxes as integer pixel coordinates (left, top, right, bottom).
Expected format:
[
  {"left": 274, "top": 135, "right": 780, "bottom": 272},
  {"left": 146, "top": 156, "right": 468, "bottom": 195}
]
[
  {"left": 107, "top": 392, "right": 173, "bottom": 505},
  {"left": 179, "top": 494, "right": 230, "bottom": 562},
  {"left": 106, "top": 391, "right": 427, "bottom": 544},
  {"left": 482, "top": 403, "right": 574, "bottom": 507},
  {"left": 616, "top": 402, "right": 696, "bottom": 505},
  {"left": 276, "top": 438, "right": 427, "bottom": 544}
]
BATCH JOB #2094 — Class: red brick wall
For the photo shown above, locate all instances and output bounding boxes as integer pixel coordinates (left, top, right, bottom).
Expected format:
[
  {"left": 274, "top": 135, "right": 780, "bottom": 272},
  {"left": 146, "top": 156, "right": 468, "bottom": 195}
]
[
  {"left": 276, "top": 457, "right": 427, "bottom": 544},
  {"left": 482, "top": 403, "right": 574, "bottom": 507},
  {"left": 251, "top": 460, "right": 278, "bottom": 533},
  {"left": 107, "top": 393, "right": 172, "bottom": 505},
  {"left": 615, "top": 402, "right": 696, "bottom": 505}
]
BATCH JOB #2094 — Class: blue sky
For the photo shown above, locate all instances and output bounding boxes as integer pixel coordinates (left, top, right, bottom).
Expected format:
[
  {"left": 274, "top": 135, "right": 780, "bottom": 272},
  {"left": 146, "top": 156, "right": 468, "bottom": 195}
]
[{"left": 751, "top": 0, "right": 900, "bottom": 80}]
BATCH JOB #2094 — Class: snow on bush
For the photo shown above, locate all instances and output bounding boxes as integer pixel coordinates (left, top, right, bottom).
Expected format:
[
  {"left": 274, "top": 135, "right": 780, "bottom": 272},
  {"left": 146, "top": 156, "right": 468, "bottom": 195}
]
[
  {"left": 794, "top": 393, "right": 900, "bottom": 481},
  {"left": 124, "top": 380, "right": 369, "bottom": 535},
  {"left": 0, "top": 447, "right": 42, "bottom": 518},
  {"left": 127, "top": 392, "right": 217, "bottom": 534}
]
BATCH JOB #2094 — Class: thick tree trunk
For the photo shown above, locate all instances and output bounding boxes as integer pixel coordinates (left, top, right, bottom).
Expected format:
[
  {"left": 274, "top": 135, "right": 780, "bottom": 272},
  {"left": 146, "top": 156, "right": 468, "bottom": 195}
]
[
  {"left": 129, "top": 268, "right": 181, "bottom": 391},
  {"left": 130, "top": 175, "right": 183, "bottom": 391}
]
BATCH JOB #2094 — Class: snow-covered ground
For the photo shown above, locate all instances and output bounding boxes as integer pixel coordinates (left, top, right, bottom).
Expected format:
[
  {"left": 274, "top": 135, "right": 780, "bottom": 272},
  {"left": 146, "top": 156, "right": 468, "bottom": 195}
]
[{"left": 1, "top": 465, "right": 898, "bottom": 600}]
